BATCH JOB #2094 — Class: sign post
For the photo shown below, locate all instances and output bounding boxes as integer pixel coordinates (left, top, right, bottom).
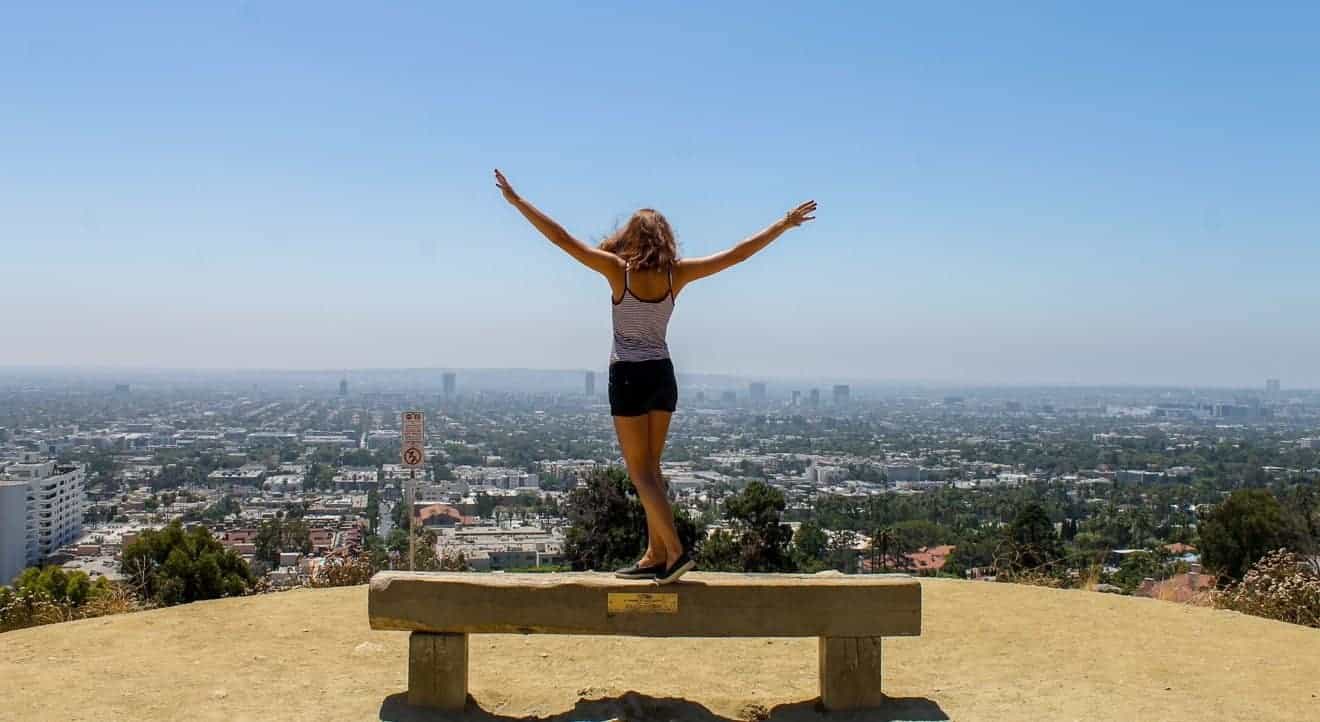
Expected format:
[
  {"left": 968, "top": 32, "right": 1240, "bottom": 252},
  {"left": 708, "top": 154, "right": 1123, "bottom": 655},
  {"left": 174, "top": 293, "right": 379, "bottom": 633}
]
[{"left": 401, "top": 410, "right": 426, "bottom": 571}]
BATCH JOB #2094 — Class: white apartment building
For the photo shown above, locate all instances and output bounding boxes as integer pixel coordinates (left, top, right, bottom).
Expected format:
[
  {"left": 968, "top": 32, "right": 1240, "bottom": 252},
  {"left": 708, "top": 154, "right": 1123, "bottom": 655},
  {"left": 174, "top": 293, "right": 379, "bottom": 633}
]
[{"left": 0, "top": 453, "right": 87, "bottom": 584}]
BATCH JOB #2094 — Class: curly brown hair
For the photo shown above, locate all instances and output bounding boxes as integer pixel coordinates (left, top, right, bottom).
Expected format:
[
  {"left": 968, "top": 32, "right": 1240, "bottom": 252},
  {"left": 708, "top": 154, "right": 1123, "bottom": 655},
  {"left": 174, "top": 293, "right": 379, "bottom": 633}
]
[{"left": 599, "top": 208, "right": 678, "bottom": 270}]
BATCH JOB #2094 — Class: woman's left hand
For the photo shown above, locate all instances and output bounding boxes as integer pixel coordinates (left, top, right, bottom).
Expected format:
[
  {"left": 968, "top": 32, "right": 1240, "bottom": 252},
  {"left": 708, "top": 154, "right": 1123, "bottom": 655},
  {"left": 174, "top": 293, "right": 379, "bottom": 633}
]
[
  {"left": 494, "top": 169, "right": 521, "bottom": 205},
  {"left": 784, "top": 200, "right": 817, "bottom": 228}
]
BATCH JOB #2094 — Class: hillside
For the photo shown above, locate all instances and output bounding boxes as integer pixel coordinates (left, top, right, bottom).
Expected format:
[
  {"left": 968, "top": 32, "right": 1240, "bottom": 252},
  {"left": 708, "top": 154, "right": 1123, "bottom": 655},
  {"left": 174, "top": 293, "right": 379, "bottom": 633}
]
[{"left": 1, "top": 578, "right": 1318, "bottom": 722}]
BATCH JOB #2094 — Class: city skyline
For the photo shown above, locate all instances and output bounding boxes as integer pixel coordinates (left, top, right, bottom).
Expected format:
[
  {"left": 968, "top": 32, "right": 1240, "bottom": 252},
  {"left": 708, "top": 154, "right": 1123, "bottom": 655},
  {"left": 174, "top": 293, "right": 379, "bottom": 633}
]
[
  {"left": 0, "top": 363, "right": 1308, "bottom": 392},
  {"left": 4, "top": 4, "right": 1319, "bottom": 385}
]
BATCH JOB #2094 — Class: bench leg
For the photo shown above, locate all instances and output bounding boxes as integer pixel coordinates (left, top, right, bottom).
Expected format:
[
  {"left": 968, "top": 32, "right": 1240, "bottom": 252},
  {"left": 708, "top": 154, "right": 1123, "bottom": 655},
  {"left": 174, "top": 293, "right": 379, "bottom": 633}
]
[
  {"left": 819, "top": 636, "right": 884, "bottom": 711},
  {"left": 408, "top": 631, "right": 468, "bottom": 710}
]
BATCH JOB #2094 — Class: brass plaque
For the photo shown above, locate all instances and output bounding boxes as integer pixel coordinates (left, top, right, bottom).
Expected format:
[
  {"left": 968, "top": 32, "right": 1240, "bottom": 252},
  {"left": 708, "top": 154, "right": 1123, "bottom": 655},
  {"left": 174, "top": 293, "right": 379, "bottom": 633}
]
[{"left": 607, "top": 592, "right": 678, "bottom": 614}]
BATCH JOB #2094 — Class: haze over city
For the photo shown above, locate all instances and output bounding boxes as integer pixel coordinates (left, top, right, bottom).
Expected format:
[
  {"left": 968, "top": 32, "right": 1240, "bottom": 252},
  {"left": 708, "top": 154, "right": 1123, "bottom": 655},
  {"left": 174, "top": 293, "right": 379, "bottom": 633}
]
[{"left": 4, "top": 3, "right": 1319, "bottom": 386}]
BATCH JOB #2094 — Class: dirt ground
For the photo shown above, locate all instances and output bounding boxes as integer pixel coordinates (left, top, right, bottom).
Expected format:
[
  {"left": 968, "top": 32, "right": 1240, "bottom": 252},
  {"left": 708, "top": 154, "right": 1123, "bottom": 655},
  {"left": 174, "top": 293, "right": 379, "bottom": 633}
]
[{"left": 2, "top": 578, "right": 1318, "bottom": 722}]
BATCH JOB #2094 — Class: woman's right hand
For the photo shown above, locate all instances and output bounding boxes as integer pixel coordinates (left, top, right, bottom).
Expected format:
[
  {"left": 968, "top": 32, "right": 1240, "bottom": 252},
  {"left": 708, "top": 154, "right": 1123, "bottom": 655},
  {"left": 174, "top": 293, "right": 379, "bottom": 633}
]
[
  {"left": 784, "top": 200, "right": 817, "bottom": 228},
  {"left": 494, "top": 169, "right": 521, "bottom": 205}
]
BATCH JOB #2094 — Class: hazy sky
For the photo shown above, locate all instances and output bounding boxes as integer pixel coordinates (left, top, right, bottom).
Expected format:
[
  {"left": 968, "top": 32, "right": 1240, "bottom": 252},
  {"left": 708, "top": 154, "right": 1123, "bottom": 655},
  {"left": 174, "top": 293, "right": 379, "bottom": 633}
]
[{"left": 3, "top": 3, "right": 1318, "bottom": 387}]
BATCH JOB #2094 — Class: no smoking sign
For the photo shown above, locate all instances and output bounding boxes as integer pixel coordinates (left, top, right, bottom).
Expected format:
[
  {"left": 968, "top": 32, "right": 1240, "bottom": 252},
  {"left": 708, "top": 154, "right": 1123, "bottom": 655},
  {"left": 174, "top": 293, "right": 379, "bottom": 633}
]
[{"left": 401, "top": 410, "right": 425, "bottom": 469}]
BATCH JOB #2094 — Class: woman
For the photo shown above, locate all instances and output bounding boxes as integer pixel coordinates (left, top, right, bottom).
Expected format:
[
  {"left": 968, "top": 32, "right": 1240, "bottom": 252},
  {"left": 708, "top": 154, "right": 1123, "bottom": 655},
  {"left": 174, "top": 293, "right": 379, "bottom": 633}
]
[{"left": 495, "top": 169, "right": 816, "bottom": 583}]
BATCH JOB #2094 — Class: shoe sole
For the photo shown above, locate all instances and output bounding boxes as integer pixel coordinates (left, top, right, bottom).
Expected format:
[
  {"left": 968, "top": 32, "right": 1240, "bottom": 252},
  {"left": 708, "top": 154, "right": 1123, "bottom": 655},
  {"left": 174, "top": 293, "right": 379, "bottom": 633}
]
[
  {"left": 614, "top": 572, "right": 657, "bottom": 580},
  {"left": 655, "top": 559, "right": 696, "bottom": 585}
]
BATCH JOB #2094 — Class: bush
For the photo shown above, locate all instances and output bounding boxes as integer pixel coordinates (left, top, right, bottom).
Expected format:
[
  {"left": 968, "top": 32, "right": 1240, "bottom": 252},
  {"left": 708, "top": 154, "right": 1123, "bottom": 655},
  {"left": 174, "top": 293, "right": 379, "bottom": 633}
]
[
  {"left": 1215, "top": 549, "right": 1320, "bottom": 628},
  {"left": 310, "top": 554, "right": 377, "bottom": 588},
  {"left": 1, "top": 568, "right": 142, "bottom": 633}
]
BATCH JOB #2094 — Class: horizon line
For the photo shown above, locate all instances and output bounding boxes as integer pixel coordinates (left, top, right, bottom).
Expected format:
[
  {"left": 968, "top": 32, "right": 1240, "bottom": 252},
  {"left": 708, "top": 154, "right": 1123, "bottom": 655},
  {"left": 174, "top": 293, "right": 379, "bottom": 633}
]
[{"left": 0, "top": 364, "right": 1306, "bottom": 393}]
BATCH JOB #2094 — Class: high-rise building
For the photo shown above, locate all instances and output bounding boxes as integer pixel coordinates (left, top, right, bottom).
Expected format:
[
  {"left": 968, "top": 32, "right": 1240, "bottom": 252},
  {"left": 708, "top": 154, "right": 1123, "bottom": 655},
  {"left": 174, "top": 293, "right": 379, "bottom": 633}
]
[
  {"left": 809, "top": 388, "right": 821, "bottom": 408},
  {"left": 442, "top": 372, "right": 457, "bottom": 396},
  {"left": 749, "top": 382, "right": 767, "bottom": 402},
  {"left": 1266, "top": 379, "right": 1281, "bottom": 394},
  {"left": 833, "top": 384, "right": 851, "bottom": 405},
  {"left": 585, "top": 371, "right": 596, "bottom": 397},
  {"left": 791, "top": 390, "right": 801, "bottom": 406},
  {"left": 0, "top": 455, "right": 86, "bottom": 584},
  {"left": 339, "top": 378, "right": 349, "bottom": 397},
  {"left": 720, "top": 390, "right": 737, "bottom": 406}
]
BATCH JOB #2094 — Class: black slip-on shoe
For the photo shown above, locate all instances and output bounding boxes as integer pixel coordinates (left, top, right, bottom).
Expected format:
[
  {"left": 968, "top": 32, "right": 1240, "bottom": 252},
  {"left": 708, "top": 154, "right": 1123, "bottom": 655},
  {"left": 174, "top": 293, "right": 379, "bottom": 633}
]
[
  {"left": 614, "top": 561, "right": 665, "bottom": 580},
  {"left": 655, "top": 552, "right": 695, "bottom": 585}
]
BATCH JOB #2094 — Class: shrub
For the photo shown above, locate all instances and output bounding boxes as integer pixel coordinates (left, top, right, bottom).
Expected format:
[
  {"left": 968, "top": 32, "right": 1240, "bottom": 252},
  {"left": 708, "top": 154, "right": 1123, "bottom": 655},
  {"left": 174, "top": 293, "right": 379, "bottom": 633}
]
[
  {"left": 1, "top": 570, "right": 143, "bottom": 633},
  {"left": 310, "top": 553, "right": 377, "bottom": 588},
  {"left": 1215, "top": 549, "right": 1320, "bottom": 628}
]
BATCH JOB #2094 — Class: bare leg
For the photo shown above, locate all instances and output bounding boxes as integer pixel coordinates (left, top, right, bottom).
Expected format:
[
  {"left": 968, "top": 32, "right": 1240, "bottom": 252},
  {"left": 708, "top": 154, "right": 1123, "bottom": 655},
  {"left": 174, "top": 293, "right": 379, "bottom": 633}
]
[
  {"left": 613, "top": 414, "right": 682, "bottom": 564},
  {"left": 647, "top": 410, "right": 674, "bottom": 562},
  {"left": 648, "top": 408, "right": 674, "bottom": 491}
]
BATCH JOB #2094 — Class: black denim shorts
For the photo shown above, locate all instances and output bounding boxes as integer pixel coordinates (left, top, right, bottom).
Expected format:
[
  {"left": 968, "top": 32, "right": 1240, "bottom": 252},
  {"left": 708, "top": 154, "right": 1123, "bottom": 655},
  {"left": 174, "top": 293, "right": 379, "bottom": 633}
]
[{"left": 608, "top": 358, "right": 678, "bottom": 417}]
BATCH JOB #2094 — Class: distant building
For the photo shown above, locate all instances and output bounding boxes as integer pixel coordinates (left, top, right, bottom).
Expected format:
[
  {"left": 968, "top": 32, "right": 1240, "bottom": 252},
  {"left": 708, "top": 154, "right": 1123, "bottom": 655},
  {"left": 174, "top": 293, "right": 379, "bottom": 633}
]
[
  {"left": 832, "top": 384, "right": 850, "bottom": 405},
  {"left": 749, "top": 382, "right": 767, "bottom": 402},
  {"left": 1116, "top": 469, "right": 1165, "bottom": 484},
  {"left": 1266, "top": 378, "right": 1281, "bottom": 394},
  {"left": 442, "top": 372, "right": 457, "bottom": 396},
  {"left": 904, "top": 545, "right": 956, "bottom": 575},
  {"left": 585, "top": 371, "right": 596, "bottom": 397},
  {"left": 207, "top": 464, "right": 268, "bottom": 486},
  {"left": 339, "top": 378, "right": 349, "bottom": 397},
  {"left": 720, "top": 390, "right": 737, "bottom": 406},
  {"left": 418, "top": 503, "right": 466, "bottom": 528},
  {"left": 809, "top": 388, "right": 821, "bottom": 408},
  {"left": 883, "top": 463, "right": 922, "bottom": 482},
  {"left": 113, "top": 384, "right": 130, "bottom": 397},
  {"left": 791, "top": 390, "right": 801, "bottom": 407},
  {"left": 1136, "top": 564, "right": 1214, "bottom": 603},
  {"left": 0, "top": 454, "right": 87, "bottom": 584}
]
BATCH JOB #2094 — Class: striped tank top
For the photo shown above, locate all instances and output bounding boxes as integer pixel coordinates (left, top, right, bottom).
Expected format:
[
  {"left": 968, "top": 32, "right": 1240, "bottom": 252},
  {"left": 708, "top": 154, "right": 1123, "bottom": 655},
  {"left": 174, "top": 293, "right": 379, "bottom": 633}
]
[{"left": 610, "top": 265, "right": 675, "bottom": 364}]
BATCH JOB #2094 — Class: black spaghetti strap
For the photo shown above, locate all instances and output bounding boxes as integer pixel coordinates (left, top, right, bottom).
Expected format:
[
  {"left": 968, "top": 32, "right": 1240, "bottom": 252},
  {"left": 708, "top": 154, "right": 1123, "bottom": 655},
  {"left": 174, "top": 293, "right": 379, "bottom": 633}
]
[{"left": 666, "top": 264, "right": 673, "bottom": 294}]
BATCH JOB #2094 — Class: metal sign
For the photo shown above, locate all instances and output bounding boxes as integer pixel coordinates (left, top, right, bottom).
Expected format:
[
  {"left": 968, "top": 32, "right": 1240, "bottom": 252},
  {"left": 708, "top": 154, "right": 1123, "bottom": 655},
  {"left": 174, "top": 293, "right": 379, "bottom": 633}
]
[
  {"left": 607, "top": 593, "right": 678, "bottom": 615},
  {"left": 401, "top": 410, "right": 425, "bottom": 468}
]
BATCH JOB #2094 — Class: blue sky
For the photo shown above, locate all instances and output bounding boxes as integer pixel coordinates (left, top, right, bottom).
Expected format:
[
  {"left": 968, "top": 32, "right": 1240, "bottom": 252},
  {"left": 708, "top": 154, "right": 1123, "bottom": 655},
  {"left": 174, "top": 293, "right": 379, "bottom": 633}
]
[{"left": 2, "top": 2, "right": 1318, "bottom": 386}]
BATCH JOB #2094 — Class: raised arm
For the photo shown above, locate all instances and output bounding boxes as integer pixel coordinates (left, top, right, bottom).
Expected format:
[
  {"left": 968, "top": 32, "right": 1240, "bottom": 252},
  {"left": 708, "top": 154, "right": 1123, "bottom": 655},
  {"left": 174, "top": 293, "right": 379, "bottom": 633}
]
[
  {"left": 674, "top": 200, "right": 816, "bottom": 288},
  {"left": 494, "top": 169, "right": 621, "bottom": 276}
]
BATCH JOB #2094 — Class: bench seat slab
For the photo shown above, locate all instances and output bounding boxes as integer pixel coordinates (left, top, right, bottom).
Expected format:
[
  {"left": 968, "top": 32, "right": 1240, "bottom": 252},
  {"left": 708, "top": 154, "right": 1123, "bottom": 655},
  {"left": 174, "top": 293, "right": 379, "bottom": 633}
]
[{"left": 371, "top": 571, "right": 921, "bottom": 638}]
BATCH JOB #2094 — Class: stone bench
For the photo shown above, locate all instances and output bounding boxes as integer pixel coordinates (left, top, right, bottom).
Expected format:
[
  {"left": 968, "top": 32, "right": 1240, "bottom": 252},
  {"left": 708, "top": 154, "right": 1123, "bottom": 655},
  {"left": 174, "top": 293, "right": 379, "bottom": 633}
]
[{"left": 368, "top": 571, "right": 922, "bottom": 711}]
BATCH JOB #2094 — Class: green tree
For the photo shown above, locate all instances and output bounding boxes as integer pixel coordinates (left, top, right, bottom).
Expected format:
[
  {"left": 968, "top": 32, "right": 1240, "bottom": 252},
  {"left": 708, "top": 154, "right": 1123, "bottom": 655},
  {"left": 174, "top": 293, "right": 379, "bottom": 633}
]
[
  {"left": 365, "top": 489, "right": 380, "bottom": 534},
  {"left": 202, "top": 494, "right": 240, "bottom": 522},
  {"left": 563, "top": 468, "right": 704, "bottom": 571},
  {"left": 563, "top": 468, "right": 649, "bottom": 571},
  {"left": 1199, "top": 489, "right": 1305, "bottom": 582},
  {"left": 254, "top": 516, "right": 313, "bottom": 567},
  {"left": 717, "top": 481, "right": 795, "bottom": 572},
  {"left": 1001, "top": 503, "right": 1065, "bottom": 575},
  {"left": 867, "top": 526, "right": 916, "bottom": 573},
  {"left": 121, "top": 522, "right": 253, "bottom": 606},
  {"left": 826, "top": 528, "right": 861, "bottom": 573},
  {"left": 792, "top": 521, "right": 830, "bottom": 571},
  {"left": 697, "top": 529, "right": 742, "bottom": 572}
]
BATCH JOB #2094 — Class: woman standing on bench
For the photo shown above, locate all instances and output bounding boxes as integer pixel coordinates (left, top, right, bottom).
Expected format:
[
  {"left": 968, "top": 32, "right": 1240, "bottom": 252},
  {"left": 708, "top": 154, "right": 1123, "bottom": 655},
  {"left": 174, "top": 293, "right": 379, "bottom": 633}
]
[{"left": 495, "top": 169, "right": 816, "bottom": 584}]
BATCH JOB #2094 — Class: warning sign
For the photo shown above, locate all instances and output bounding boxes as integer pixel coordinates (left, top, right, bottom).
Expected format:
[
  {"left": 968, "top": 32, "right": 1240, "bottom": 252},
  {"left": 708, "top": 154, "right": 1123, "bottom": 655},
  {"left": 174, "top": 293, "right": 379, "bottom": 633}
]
[{"left": 401, "top": 410, "right": 425, "bottom": 468}]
